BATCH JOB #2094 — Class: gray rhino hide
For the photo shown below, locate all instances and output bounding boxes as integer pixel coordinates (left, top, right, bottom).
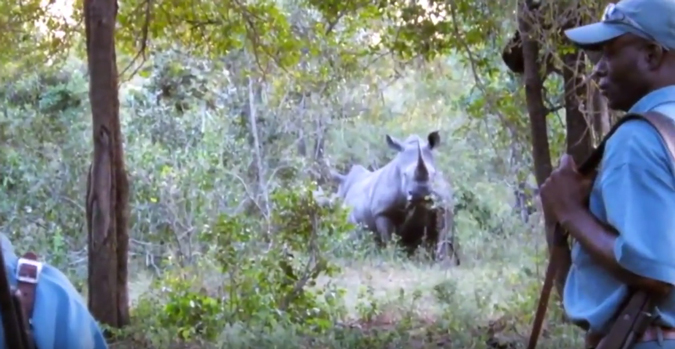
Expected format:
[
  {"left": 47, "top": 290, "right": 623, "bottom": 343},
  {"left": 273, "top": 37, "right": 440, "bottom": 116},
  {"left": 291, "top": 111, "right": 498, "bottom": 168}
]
[{"left": 330, "top": 131, "right": 442, "bottom": 246}]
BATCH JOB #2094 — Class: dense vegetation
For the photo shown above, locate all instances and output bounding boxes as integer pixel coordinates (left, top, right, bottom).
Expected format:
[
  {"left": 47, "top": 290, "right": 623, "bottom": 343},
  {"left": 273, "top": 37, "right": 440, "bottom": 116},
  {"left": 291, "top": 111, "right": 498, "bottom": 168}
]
[{"left": 0, "top": 0, "right": 612, "bottom": 347}]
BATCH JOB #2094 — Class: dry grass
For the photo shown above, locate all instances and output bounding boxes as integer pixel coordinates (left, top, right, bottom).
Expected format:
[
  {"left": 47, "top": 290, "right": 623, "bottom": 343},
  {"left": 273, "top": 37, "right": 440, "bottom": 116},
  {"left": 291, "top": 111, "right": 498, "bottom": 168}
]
[
  {"left": 323, "top": 258, "right": 523, "bottom": 317},
  {"left": 119, "top": 217, "right": 584, "bottom": 348}
]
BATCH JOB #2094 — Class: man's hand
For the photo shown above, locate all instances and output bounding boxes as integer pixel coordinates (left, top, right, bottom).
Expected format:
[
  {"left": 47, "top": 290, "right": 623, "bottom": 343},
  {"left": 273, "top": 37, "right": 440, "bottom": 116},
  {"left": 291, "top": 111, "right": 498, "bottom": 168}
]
[{"left": 540, "top": 154, "right": 593, "bottom": 224}]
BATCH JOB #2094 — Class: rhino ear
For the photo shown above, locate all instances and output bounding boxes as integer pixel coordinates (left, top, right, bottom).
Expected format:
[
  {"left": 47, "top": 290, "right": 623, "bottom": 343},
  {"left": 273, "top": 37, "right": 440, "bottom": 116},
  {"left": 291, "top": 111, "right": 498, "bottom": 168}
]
[
  {"left": 427, "top": 131, "right": 441, "bottom": 149},
  {"left": 386, "top": 135, "right": 404, "bottom": 152}
]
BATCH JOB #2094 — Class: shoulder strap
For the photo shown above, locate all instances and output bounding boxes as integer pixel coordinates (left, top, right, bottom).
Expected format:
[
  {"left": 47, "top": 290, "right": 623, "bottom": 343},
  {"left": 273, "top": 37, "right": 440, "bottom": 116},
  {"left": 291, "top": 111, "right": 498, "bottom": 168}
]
[
  {"left": 527, "top": 110, "right": 675, "bottom": 349},
  {"left": 15, "top": 252, "right": 42, "bottom": 322},
  {"left": 13, "top": 252, "right": 42, "bottom": 349},
  {"left": 575, "top": 111, "right": 671, "bottom": 172},
  {"left": 641, "top": 111, "right": 675, "bottom": 161}
]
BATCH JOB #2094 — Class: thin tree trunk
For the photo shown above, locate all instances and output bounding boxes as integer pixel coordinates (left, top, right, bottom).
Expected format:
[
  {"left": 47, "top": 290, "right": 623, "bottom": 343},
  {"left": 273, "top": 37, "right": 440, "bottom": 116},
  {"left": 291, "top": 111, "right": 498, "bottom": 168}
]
[
  {"left": 519, "top": 4, "right": 567, "bottom": 300},
  {"left": 518, "top": 8, "right": 552, "bottom": 188},
  {"left": 553, "top": 47, "right": 592, "bottom": 305},
  {"left": 83, "top": 0, "right": 130, "bottom": 329},
  {"left": 562, "top": 50, "right": 593, "bottom": 164},
  {"left": 247, "top": 76, "right": 271, "bottom": 230}
]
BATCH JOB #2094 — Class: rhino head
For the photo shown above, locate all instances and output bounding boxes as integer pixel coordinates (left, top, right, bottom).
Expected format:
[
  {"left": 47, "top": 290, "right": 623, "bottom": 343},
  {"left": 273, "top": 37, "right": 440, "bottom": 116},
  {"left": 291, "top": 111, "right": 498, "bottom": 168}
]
[{"left": 385, "top": 130, "right": 441, "bottom": 204}]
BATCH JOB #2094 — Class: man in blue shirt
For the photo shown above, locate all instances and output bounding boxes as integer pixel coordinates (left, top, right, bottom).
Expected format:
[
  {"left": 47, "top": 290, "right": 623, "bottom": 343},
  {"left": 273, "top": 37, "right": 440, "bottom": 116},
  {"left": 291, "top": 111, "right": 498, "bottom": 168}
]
[
  {"left": 0, "top": 234, "right": 108, "bottom": 348},
  {"left": 540, "top": 0, "right": 675, "bottom": 347}
]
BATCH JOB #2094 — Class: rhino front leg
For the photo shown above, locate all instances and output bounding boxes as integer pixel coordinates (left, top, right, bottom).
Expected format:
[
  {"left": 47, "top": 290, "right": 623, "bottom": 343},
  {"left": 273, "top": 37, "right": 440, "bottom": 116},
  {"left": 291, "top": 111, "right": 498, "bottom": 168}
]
[{"left": 374, "top": 216, "right": 394, "bottom": 246}]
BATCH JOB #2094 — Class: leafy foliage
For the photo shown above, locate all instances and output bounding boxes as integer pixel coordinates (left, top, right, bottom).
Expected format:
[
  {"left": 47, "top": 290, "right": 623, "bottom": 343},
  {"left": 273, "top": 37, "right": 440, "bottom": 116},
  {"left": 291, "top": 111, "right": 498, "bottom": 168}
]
[
  {"left": 0, "top": 0, "right": 607, "bottom": 346},
  {"left": 126, "top": 182, "right": 352, "bottom": 346}
]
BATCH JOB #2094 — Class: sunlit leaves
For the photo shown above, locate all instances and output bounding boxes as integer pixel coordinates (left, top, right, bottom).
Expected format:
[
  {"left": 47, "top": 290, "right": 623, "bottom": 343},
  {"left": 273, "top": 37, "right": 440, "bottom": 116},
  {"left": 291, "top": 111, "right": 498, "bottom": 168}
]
[
  {"left": 116, "top": 0, "right": 307, "bottom": 76},
  {"left": 0, "top": 0, "right": 76, "bottom": 66}
]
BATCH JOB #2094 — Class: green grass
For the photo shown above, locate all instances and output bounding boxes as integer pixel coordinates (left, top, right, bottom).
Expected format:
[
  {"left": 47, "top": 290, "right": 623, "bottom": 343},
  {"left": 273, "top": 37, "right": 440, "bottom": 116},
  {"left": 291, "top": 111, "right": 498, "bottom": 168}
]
[{"left": 114, "top": 217, "right": 584, "bottom": 348}]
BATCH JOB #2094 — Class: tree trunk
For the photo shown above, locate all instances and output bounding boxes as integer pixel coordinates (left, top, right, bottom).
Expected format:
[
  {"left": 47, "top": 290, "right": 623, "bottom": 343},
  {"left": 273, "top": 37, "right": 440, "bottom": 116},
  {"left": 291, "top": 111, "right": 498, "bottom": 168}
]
[
  {"left": 519, "top": 4, "right": 568, "bottom": 301},
  {"left": 562, "top": 50, "right": 593, "bottom": 164},
  {"left": 548, "top": 47, "right": 593, "bottom": 308},
  {"left": 518, "top": 8, "right": 552, "bottom": 188},
  {"left": 83, "top": 0, "right": 130, "bottom": 329}
]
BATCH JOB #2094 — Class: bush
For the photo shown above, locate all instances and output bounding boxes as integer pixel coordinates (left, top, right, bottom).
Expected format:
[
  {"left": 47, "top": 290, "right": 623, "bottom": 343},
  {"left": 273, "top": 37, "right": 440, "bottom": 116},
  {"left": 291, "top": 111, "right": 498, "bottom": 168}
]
[
  {"left": 2, "top": 47, "right": 583, "bottom": 349},
  {"left": 124, "top": 182, "right": 355, "bottom": 346}
]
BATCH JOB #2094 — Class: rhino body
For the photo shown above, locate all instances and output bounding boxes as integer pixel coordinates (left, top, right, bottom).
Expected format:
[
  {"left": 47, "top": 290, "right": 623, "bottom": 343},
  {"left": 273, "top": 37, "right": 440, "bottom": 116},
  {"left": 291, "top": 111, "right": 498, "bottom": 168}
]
[{"left": 330, "top": 131, "right": 456, "bottom": 260}]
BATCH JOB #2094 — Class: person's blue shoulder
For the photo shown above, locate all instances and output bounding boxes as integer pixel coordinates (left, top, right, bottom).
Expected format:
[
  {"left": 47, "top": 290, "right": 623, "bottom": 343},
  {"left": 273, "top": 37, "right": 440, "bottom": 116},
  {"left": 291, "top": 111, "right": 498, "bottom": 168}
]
[
  {"left": 0, "top": 257, "right": 108, "bottom": 349},
  {"left": 601, "top": 116, "right": 673, "bottom": 174},
  {"left": 31, "top": 263, "right": 109, "bottom": 349},
  {"left": 600, "top": 105, "right": 675, "bottom": 285}
]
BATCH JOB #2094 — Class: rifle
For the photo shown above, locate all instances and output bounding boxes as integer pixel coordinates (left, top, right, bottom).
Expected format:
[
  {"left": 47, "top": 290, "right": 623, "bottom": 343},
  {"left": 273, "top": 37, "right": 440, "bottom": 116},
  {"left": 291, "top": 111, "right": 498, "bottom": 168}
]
[{"left": 527, "top": 111, "right": 675, "bottom": 349}]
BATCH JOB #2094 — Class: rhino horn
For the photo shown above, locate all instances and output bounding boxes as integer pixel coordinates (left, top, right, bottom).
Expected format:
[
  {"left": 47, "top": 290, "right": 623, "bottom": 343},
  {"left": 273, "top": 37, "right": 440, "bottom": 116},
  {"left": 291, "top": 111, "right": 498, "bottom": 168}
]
[{"left": 414, "top": 142, "right": 429, "bottom": 180}]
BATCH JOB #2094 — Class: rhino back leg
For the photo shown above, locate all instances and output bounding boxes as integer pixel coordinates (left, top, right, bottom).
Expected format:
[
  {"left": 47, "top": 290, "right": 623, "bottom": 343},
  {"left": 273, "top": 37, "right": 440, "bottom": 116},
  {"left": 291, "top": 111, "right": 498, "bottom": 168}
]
[{"left": 374, "top": 216, "right": 394, "bottom": 246}]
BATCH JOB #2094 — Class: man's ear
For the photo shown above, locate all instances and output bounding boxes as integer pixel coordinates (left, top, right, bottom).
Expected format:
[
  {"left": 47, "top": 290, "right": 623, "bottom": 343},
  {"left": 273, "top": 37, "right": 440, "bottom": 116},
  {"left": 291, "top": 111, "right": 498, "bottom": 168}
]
[{"left": 645, "top": 43, "right": 666, "bottom": 71}]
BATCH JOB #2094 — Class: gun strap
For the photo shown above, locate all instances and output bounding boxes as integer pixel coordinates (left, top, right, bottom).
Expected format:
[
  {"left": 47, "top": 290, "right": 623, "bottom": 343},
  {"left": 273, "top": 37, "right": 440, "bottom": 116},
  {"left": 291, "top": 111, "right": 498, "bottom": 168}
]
[
  {"left": 15, "top": 252, "right": 42, "bottom": 326},
  {"left": 527, "top": 111, "right": 675, "bottom": 349}
]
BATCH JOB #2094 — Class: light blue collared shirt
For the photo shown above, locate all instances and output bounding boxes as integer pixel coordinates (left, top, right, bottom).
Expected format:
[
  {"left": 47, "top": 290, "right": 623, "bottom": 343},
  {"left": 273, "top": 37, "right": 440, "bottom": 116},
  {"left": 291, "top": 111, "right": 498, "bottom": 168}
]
[
  {"left": 0, "top": 234, "right": 108, "bottom": 348},
  {"left": 563, "top": 85, "right": 675, "bottom": 333}
]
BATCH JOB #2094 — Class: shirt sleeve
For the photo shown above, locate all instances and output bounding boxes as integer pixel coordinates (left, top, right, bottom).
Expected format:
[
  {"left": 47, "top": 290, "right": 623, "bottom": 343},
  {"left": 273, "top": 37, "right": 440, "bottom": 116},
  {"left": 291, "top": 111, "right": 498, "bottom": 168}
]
[
  {"left": 600, "top": 119, "right": 675, "bottom": 285},
  {"left": 33, "top": 264, "right": 108, "bottom": 349}
]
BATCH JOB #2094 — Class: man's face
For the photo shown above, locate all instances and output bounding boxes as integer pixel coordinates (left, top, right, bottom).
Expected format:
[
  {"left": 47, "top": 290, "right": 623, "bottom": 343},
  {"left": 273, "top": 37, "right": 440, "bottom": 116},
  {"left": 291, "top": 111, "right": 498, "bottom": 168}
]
[{"left": 593, "top": 34, "right": 652, "bottom": 112}]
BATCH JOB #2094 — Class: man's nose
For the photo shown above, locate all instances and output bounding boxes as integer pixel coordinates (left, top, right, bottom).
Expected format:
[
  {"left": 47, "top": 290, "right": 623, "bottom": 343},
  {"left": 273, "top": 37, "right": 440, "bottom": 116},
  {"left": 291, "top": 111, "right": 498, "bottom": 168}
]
[{"left": 591, "top": 57, "right": 608, "bottom": 79}]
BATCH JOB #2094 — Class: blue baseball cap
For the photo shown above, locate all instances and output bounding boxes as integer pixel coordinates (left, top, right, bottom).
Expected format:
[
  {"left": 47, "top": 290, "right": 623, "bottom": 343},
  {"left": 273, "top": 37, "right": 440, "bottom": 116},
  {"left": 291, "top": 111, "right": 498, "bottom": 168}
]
[{"left": 564, "top": 0, "right": 675, "bottom": 50}]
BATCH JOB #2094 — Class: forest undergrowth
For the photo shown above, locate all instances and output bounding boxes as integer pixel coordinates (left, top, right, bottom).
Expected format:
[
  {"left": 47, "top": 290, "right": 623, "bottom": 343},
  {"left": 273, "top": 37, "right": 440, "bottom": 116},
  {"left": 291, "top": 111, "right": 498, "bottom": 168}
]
[
  {"left": 112, "top": 221, "right": 583, "bottom": 348},
  {"left": 1, "top": 53, "right": 581, "bottom": 348}
]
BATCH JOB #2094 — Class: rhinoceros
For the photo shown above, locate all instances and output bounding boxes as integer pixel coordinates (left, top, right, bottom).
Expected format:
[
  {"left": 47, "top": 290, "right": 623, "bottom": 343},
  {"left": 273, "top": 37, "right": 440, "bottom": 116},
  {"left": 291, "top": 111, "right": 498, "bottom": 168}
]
[{"left": 330, "top": 131, "right": 446, "bottom": 248}]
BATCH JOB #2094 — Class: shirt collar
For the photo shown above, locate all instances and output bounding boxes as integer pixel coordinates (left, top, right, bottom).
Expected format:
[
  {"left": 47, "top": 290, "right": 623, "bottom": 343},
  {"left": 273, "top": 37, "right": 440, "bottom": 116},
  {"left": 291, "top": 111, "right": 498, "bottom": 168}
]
[{"left": 629, "top": 85, "right": 675, "bottom": 113}]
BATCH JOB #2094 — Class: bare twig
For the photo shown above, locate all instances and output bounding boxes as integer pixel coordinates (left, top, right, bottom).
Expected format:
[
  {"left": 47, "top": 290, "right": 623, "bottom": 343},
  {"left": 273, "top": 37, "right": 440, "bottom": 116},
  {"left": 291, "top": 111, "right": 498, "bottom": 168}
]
[
  {"left": 119, "top": 0, "right": 152, "bottom": 82},
  {"left": 246, "top": 73, "right": 272, "bottom": 232},
  {"left": 279, "top": 211, "right": 321, "bottom": 310}
]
